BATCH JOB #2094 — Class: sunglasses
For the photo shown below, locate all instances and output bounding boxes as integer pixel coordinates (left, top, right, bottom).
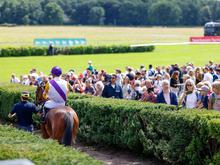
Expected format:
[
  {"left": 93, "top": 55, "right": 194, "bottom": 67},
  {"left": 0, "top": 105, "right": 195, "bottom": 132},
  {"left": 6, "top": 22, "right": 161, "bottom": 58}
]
[{"left": 186, "top": 84, "right": 192, "bottom": 86}]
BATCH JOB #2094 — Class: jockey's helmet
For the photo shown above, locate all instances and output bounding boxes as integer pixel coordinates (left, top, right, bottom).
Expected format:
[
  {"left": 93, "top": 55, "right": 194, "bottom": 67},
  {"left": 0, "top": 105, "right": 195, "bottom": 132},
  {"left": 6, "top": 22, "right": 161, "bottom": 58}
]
[{"left": 51, "top": 66, "right": 62, "bottom": 76}]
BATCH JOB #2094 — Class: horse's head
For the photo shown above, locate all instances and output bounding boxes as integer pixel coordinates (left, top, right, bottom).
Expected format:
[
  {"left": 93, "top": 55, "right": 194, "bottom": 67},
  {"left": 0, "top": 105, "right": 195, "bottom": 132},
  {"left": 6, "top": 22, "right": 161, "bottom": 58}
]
[{"left": 35, "top": 81, "right": 46, "bottom": 105}]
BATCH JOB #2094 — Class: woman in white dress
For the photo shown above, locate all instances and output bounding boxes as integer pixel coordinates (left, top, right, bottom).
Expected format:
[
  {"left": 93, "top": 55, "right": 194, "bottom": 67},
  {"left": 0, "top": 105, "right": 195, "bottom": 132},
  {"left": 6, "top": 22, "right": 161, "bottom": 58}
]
[{"left": 179, "top": 79, "right": 199, "bottom": 109}]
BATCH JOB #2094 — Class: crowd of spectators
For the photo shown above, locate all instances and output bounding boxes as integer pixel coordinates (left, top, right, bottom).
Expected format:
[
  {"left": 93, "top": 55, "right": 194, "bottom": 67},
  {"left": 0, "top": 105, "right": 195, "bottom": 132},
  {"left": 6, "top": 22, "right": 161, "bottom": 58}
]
[{"left": 11, "top": 60, "right": 220, "bottom": 111}]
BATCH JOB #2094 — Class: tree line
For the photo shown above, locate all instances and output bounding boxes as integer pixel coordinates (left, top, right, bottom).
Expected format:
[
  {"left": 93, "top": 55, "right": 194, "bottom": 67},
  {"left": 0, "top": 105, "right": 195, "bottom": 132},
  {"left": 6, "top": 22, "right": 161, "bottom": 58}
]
[{"left": 0, "top": 0, "right": 220, "bottom": 26}]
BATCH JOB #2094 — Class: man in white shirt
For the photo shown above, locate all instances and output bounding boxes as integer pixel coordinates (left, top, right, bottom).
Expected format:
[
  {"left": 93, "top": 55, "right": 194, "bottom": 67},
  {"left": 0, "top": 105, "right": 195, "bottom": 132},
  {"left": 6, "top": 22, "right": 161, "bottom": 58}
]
[
  {"left": 11, "top": 74, "right": 20, "bottom": 84},
  {"left": 203, "top": 67, "right": 213, "bottom": 83}
]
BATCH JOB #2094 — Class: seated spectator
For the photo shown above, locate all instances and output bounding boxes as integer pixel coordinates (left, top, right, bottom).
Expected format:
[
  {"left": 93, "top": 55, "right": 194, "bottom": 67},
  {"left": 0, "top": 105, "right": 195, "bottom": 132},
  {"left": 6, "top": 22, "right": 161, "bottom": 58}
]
[
  {"left": 10, "top": 73, "right": 20, "bottom": 84},
  {"left": 208, "top": 81, "right": 220, "bottom": 111},
  {"left": 179, "top": 79, "right": 199, "bottom": 109},
  {"left": 157, "top": 80, "right": 178, "bottom": 106}
]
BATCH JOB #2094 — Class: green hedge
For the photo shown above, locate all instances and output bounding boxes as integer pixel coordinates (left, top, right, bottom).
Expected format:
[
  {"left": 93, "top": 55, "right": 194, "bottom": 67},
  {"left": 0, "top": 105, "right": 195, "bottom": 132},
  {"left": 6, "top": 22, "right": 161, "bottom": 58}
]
[
  {"left": 68, "top": 98, "right": 220, "bottom": 164},
  {"left": 0, "top": 125, "right": 102, "bottom": 165},
  {"left": 1, "top": 84, "right": 220, "bottom": 164},
  {"left": 0, "top": 45, "right": 155, "bottom": 57}
]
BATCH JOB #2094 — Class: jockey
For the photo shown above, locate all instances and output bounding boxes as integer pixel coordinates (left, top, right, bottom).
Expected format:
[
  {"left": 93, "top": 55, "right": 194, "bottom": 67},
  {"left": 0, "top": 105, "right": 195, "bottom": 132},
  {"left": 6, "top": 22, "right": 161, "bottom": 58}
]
[{"left": 42, "top": 66, "right": 71, "bottom": 117}]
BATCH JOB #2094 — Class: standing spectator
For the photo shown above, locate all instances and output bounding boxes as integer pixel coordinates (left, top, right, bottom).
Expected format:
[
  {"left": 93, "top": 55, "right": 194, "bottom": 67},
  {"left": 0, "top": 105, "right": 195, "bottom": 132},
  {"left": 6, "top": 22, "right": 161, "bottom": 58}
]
[
  {"left": 195, "top": 67, "right": 203, "bottom": 84},
  {"left": 8, "top": 91, "right": 38, "bottom": 132},
  {"left": 213, "top": 68, "right": 220, "bottom": 82},
  {"left": 154, "top": 74, "right": 162, "bottom": 94},
  {"left": 178, "top": 79, "right": 199, "bottom": 109},
  {"left": 21, "top": 75, "right": 30, "bottom": 86},
  {"left": 74, "top": 74, "right": 85, "bottom": 93},
  {"left": 115, "top": 69, "right": 123, "bottom": 86},
  {"left": 163, "top": 73, "right": 170, "bottom": 81},
  {"left": 29, "top": 75, "right": 38, "bottom": 86},
  {"left": 188, "top": 70, "right": 196, "bottom": 83},
  {"left": 147, "top": 64, "right": 155, "bottom": 77},
  {"left": 203, "top": 67, "right": 213, "bottom": 83},
  {"left": 94, "top": 81, "right": 104, "bottom": 96},
  {"left": 157, "top": 80, "right": 178, "bottom": 106},
  {"left": 154, "top": 66, "right": 164, "bottom": 77},
  {"left": 10, "top": 74, "right": 20, "bottom": 84},
  {"left": 140, "top": 68, "right": 148, "bottom": 81},
  {"left": 122, "top": 76, "right": 131, "bottom": 99},
  {"left": 84, "top": 79, "right": 95, "bottom": 95},
  {"left": 87, "top": 60, "right": 94, "bottom": 73},
  {"left": 170, "top": 71, "right": 180, "bottom": 96},
  {"left": 140, "top": 86, "right": 157, "bottom": 103},
  {"left": 48, "top": 43, "right": 54, "bottom": 55},
  {"left": 208, "top": 81, "right": 220, "bottom": 111},
  {"left": 197, "top": 85, "right": 209, "bottom": 109},
  {"left": 102, "top": 74, "right": 123, "bottom": 99}
]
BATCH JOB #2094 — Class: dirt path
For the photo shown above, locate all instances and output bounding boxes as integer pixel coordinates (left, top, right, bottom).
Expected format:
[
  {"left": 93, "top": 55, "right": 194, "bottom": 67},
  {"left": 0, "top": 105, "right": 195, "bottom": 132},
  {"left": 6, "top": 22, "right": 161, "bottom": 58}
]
[{"left": 75, "top": 141, "right": 161, "bottom": 165}]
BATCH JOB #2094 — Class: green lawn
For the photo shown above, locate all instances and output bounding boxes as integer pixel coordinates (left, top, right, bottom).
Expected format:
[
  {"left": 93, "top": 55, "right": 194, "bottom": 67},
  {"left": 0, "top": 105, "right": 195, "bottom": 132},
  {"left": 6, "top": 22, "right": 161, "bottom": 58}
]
[
  {"left": 0, "top": 26, "right": 202, "bottom": 46},
  {"left": 1, "top": 44, "right": 219, "bottom": 83}
]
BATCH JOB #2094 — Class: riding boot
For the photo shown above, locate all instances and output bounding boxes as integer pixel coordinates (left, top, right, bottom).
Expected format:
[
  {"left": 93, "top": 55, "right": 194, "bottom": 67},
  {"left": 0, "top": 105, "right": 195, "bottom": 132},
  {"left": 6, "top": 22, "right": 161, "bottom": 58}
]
[{"left": 41, "top": 107, "right": 50, "bottom": 123}]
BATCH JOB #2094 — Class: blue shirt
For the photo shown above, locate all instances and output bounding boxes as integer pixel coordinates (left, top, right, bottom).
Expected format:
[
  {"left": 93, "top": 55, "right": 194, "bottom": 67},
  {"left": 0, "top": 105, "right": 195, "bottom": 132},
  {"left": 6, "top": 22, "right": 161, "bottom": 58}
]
[{"left": 11, "top": 101, "right": 38, "bottom": 127}]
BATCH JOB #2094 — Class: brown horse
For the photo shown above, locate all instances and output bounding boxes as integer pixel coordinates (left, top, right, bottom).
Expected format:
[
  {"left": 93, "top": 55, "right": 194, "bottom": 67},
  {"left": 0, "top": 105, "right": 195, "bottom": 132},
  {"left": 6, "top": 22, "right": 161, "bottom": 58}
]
[{"left": 35, "top": 83, "right": 79, "bottom": 146}]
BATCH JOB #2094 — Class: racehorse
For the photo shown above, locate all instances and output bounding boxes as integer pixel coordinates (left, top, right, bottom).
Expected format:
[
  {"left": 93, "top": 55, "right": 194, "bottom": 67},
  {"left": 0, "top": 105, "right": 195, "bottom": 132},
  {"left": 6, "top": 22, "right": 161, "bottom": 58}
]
[{"left": 35, "top": 83, "right": 79, "bottom": 146}]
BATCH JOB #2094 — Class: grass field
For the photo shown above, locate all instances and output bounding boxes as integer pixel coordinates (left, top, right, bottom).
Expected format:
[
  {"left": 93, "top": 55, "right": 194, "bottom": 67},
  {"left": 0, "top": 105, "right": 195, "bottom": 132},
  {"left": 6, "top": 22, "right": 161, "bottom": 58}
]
[
  {"left": 0, "top": 26, "right": 203, "bottom": 46},
  {"left": 1, "top": 44, "right": 219, "bottom": 83},
  {"left": 0, "top": 26, "right": 218, "bottom": 83}
]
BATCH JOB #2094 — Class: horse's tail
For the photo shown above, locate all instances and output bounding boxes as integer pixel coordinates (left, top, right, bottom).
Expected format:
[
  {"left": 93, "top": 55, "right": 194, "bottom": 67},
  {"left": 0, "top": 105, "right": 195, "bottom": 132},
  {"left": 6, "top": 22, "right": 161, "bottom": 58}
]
[{"left": 62, "top": 112, "right": 74, "bottom": 146}]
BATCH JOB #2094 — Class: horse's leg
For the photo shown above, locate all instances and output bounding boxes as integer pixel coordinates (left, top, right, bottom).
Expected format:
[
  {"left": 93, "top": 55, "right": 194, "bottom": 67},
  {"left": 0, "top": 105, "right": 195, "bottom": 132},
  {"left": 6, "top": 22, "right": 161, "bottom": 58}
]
[
  {"left": 51, "top": 114, "right": 65, "bottom": 144},
  {"left": 72, "top": 112, "right": 79, "bottom": 144},
  {"left": 41, "top": 124, "right": 50, "bottom": 139}
]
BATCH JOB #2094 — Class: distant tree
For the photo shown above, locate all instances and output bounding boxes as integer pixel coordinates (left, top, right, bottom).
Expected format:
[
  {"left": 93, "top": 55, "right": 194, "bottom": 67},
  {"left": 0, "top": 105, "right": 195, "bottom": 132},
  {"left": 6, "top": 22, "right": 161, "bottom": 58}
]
[
  {"left": 102, "top": 0, "right": 120, "bottom": 25},
  {"left": 178, "top": 0, "right": 200, "bottom": 25},
  {"left": 70, "top": 0, "right": 98, "bottom": 25},
  {"left": 28, "top": 2, "right": 44, "bottom": 25},
  {"left": 149, "top": 1, "right": 182, "bottom": 26},
  {"left": 199, "top": 5, "right": 212, "bottom": 24},
  {"left": 0, "top": 1, "right": 18, "bottom": 24},
  {"left": 88, "top": 6, "right": 105, "bottom": 25},
  {"left": 118, "top": 0, "right": 148, "bottom": 26},
  {"left": 207, "top": 0, "right": 220, "bottom": 22},
  {"left": 42, "top": 2, "right": 65, "bottom": 25}
]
